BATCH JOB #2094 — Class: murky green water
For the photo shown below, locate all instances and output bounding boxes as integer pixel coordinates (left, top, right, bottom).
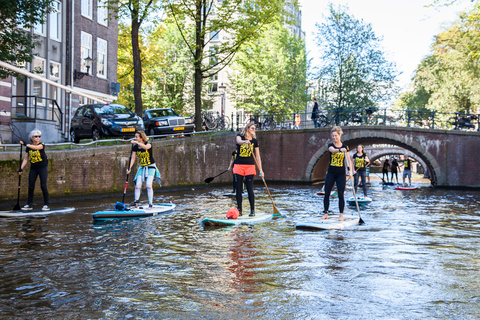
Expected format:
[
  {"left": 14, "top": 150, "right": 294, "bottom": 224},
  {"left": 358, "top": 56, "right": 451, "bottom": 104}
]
[{"left": 0, "top": 179, "right": 479, "bottom": 319}]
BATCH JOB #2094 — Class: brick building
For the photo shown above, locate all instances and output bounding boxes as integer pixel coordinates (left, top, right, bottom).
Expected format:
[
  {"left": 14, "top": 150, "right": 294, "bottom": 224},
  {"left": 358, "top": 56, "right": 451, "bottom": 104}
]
[{"left": 0, "top": 0, "right": 119, "bottom": 144}]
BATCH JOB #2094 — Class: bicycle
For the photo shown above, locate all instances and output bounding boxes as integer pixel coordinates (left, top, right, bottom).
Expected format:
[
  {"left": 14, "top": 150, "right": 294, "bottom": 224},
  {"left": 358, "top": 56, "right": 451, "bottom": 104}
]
[
  {"left": 215, "top": 112, "right": 230, "bottom": 131},
  {"left": 202, "top": 111, "right": 217, "bottom": 131},
  {"left": 447, "top": 113, "right": 478, "bottom": 131}
]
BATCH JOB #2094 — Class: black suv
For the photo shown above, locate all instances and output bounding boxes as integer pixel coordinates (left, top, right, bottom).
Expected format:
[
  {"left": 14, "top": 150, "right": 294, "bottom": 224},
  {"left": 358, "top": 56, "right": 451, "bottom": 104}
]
[
  {"left": 70, "top": 104, "right": 144, "bottom": 143},
  {"left": 143, "top": 108, "right": 194, "bottom": 136}
]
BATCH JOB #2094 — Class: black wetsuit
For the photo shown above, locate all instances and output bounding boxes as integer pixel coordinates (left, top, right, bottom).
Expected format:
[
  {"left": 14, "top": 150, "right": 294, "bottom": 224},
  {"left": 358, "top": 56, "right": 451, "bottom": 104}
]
[
  {"left": 353, "top": 153, "right": 368, "bottom": 197},
  {"left": 324, "top": 143, "right": 348, "bottom": 213},
  {"left": 26, "top": 143, "right": 49, "bottom": 206}
]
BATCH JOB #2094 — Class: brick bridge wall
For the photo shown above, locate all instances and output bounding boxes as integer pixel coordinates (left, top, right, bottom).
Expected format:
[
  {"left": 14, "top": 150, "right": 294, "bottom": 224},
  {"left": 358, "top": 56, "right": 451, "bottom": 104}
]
[{"left": 0, "top": 127, "right": 478, "bottom": 201}]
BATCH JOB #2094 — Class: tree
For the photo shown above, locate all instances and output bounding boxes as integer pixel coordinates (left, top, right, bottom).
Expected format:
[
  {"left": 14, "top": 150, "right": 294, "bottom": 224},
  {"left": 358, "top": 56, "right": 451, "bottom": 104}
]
[
  {"left": 0, "top": 0, "right": 53, "bottom": 78},
  {"left": 167, "top": 0, "right": 290, "bottom": 131},
  {"left": 314, "top": 4, "right": 398, "bottom": 112},
  {"left": 405, "top": 10, "right": 480, "bottom": 114},
  {"left": 229, "top": 20, "right": 308, "bottom": 114},
  {"left": 107, "top": 0, "right": 163, "bottom": 117}
]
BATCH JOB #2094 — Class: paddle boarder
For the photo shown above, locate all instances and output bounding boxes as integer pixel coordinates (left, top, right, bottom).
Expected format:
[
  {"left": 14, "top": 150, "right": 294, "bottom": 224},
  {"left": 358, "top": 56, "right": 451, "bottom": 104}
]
[
  {"left": 400, "top": 154, "right": 413, "bottom": 187},
  {"left": 127, "top": 130, "right": 161, "bottom": 208},
  {"left": 391, "top": 157, "right": 399, "bottom": 184},
  {"left": 353, "top": 144, "right": 370, "bottom": 198},
  {"left": 18, "top": 129, "right": 50, "bottom": 211},
  {"left": 233, "top": 122, "right": 264, "bottom": 217},
  {"left": 382, "top": 159, "right": 390, "bottom": 182},
  {"left": 322, "top": 126, "right": 353, "bottom": 221}
]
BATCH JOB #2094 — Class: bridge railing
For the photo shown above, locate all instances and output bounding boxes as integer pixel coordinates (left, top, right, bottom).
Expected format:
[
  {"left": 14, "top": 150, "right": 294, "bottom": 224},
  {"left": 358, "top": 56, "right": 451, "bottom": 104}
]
[{"left": 232, "top": 108, "right": 480, "bottom": 132}]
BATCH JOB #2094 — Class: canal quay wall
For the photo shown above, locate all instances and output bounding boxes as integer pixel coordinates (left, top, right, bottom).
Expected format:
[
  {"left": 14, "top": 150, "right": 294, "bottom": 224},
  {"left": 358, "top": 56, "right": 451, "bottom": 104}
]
[{"left": 0, "top": 127, "right": 479, "bottom": 201}]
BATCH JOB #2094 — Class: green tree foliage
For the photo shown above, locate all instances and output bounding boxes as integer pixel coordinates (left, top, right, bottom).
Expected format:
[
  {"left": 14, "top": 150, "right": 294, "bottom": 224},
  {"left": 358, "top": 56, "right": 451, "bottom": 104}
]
[
  {"left": 314, "top": 4, "right": 398, "bottom": 112},
  {"left": 229, "top": 20, "right": 308, "bottom": 114},
  {"left": 0, "top": 0, "right": 53, "bottom": 78},
  {"left": 107, "top": 0, "right": 163, "bottom": 117},
  {"left": 167, "top": 0, "right": 291, "bottom": 131},
  {"left": 401, "top": 9, "right": 480, "bottom": 114}
]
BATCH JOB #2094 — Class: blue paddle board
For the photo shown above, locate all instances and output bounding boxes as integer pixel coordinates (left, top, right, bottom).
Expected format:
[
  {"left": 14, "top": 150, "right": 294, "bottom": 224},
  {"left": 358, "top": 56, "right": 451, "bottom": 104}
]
[
  {"left": 346, "top": 196, "right": 372, "bottom": 205},
  {"left": 202, "top": 211, "right": 282, "bottom": 226},
  {"left": 93, "top": 203, "right": 176, "bottom": 220}
]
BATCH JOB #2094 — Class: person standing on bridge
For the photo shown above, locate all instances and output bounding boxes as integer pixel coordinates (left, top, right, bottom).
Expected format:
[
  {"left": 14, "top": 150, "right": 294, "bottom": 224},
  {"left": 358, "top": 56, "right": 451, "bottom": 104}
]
[
  {"left": 18, "top": 129, "right": 50, "bottom": 211},
  {"left": 127, "top": 130, "right": 161, "bottom": 208},
  {"left": 233, "top": 122, "right": 264, "bottom": 217},
  {"left": 322, "top": 126, "right": 353, "bottom": 221},
  {"left": 311, "top": 98, "right": 319, "bottom": 128},
  {"left": 353, "top": 145, "right": 370, "bottom": 199}
]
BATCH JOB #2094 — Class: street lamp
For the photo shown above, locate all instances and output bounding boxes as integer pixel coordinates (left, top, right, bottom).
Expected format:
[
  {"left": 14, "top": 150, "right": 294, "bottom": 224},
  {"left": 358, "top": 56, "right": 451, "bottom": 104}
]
[
  {"left": 219, "top": 83, "right": 227, "bottom": 116},
  {"left": 73, "top": 56, "right": 93, "bottom": 81}
]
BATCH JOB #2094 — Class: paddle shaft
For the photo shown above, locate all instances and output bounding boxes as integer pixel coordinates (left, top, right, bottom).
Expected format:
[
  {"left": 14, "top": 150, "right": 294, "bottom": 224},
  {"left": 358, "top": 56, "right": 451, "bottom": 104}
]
[
  {"left": 122, "top": 144, "right": 134, "bottom": 204},
  {"left": 250, "top": 145, "right": 280, "bottom": 214},
  {"left": 13, "top": 144, "right": 23, "bottom": 210}
]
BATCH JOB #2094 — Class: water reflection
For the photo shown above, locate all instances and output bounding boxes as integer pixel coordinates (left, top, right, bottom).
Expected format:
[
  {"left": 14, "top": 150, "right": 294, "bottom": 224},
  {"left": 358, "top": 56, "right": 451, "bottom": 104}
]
[{"left": 0, "top": 180, "right": 479, "bottom": 318}]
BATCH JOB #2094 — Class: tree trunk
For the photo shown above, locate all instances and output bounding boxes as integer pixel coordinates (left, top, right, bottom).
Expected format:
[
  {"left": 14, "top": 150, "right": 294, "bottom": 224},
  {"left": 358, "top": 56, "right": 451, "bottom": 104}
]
[
  {"left": 194, "top": 1, "right": 204, "bottom": 132},
  {"left": 131, "top": 17, "right": 143, "bottom": 117}
]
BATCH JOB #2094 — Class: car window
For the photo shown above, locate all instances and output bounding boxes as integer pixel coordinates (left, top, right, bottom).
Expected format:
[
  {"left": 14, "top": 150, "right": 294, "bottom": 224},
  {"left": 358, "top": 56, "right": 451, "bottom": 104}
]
[
  {"left": 75, "top": 107, "right": 84, "bottom": 117},
  {"left": 84, "top": 107, "right": 91, "bottom": 117},
  {"left": 148, "top": 109, "right": 177, "bottom": 118},
  {"left": 94, "top": 105, "right": 133, "bottom": 115}
]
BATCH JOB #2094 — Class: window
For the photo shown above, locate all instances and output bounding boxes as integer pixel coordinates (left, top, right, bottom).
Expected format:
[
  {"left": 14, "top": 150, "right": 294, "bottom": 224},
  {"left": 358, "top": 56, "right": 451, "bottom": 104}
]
[
  {"left": 81, "top": 0, "right": 93, "bottom": 19},
  {"left": 32, "top": 58, "right": 46, "bottom": 104},
  {"left": 97, "top": 0, "right": 108, "bottom": 26},
  {"left": 34, "top": 20, "right": 46, "bottom": 36},
  {"left": 209, "top": 83, "right": 218, "bottom": 93},
  {"left": 81, "top": 32, "right": 92, "bottom": 72},
  {"left": 97, "top": 38, "right": 107, "bottom": 78},
  {"left": 49, "top": 62, "right": 60, "bottom": 101},
  {"left": 50, "top": 1, "right": 61, "bottom": 41},
  {"left": 210, "top": 30, "right": 219, "bottom": 41}
]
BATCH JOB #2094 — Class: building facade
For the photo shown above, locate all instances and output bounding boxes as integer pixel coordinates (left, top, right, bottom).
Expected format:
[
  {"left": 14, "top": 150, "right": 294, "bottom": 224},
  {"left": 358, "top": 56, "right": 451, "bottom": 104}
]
[{"left": 0, "top": 0, "right": 118, "bottom": 144}]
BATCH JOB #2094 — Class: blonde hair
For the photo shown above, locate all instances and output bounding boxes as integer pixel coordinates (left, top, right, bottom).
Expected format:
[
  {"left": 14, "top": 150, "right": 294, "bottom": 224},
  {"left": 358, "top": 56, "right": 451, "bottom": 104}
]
[
  {"left": 241, "top": 121, "right": 256, "bottom": 138},
  {"left": 135, "top": 130, "right": 148, "bottom": 143},
  {"left": 29, "top": 128, "right": 42, "bottom": 143},
  {"left": 331, "top": 126, "right": 343, "bottom": 136}
]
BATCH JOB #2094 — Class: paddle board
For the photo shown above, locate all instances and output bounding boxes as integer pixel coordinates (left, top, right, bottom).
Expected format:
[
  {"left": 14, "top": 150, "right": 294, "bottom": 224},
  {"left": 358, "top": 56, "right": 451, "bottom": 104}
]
[
  {"left": 296, "top": 215, "right": 360, "bottom": 230},
  {"left": 316, "top": 191, "right": 335, "bottom": 196},
  {"left": 202, "top": 211, "right": 282, "bottom": 226},
  {"left": 222, "top": 192, "right": 248, "bottom": 197},
  {"left": 0, "top": 207, "right": 75, "bottom": 218},
  {"left": 346, "top": 196, "right": 372, "bottom": 205},
  {"left": 395, "top": 186, "right": 418, "bottom": 190},
  {"left": 382, "top": 182, "right": 395, "bottom": 186},
  {"left": 93, "top": 203, "right": 176, "bottom": 220}
]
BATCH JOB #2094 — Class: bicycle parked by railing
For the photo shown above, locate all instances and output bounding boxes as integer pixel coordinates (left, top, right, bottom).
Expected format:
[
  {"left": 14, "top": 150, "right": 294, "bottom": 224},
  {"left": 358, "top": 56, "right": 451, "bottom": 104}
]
[
  {"left": 249, "top": 114, "right": 277, "bottom": 130},
  {"left": 447, "top": 113, "right": 478, "bottom": 131}
]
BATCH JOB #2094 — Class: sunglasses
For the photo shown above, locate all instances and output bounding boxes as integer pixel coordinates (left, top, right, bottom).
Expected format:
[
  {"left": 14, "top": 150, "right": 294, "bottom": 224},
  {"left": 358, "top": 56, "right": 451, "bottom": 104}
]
[{"left": 34, "top": 135, "right": 41, "bottom": 138}]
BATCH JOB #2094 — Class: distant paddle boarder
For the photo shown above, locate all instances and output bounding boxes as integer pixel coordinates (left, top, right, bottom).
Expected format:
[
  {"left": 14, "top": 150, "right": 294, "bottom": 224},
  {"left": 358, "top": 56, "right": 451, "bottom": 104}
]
[
  {"left": 391, "top": 157, "right": 399, "bottom": 184},
  {"left": 400, "top": 154, "right": 413, "bottom": 187},
  {"left": 18, "top": 129, "right": 50, "bottom": 211},
  {"left": 382, "top": 159, "right": 390, "bottom": 182},
  {"left": 352, "top": 144, "right": 370, "bottom": 198},
  {"left": 322, "top": 126, "right": 353, "bottom": 221},
  {"left": 233, "top": 122, "right": 264, "bottom": 216},
  {"left": 127, "top": 130, "right": 161, "bottom": 208}
]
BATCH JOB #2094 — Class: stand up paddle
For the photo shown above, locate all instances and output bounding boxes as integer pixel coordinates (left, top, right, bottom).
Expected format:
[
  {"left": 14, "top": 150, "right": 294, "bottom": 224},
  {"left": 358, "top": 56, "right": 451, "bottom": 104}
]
[
  {"left": 346, "top": 152, "right": 364, "bottom": 225},
  {"left": 13, "top": 144, "right": 23, "bottom": 210},
  {"left": 250, "top": 145, "right": 280, "bottom": 215},
  {"left": 204, "top": 170, "right": 229, "bottom": 184},
  {"left": 115, "top": 144, "right": 134, "bottom": 211}
]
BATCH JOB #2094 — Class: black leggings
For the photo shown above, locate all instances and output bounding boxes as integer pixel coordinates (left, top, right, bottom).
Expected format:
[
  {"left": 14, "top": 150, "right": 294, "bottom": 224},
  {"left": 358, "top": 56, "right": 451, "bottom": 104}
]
[
  {"left": 28, "top": 166, "right": 49, "bottom": 206},
  {"left": 391, "top": 171, "right": 398, "bottom": 183},
  {"left": 235, "top": 174, "right": 254, "bottom": 213},
  {"left": 354, "top": 170, "right": 367, "bottom": 197},
  {"left": 324, "top": 167, "right": 346, "bottom": 213},
  {"left": 382, "top": 169, "right": 389, "bottom": 181}
]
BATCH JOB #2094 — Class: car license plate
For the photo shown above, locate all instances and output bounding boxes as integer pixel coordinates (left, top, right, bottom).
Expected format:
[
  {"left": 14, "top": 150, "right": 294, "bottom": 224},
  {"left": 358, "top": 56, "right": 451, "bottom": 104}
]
[
  {"left": 173, "top": 127, "right": 184, "bottom": 131},
  {"left": 121, "top": 128, "right": 135, "bottom": 132}
]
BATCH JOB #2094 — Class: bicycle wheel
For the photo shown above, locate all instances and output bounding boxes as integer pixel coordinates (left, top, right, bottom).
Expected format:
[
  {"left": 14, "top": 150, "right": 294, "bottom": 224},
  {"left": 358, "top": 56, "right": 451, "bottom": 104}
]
[
  {"left": 446, "top": 117, "right": 457, "bottom": 130},
  {"left": 263, "top": 119, "right": 275, "bottom": 130},
  {"left": 220, "top": 116, "right": 230, "bottom": 131},
  {"left": 317, "top": 115, "right": 330, "bottom": 127},
  {"left": 205, "top": 115, "right": 217, "bottom": 130}
]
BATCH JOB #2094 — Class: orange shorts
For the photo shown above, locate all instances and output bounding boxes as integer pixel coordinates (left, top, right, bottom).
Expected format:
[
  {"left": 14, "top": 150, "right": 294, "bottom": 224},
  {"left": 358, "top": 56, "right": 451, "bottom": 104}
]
[{"left": 233, "top": 164, "right": 256, "bottom": 176}]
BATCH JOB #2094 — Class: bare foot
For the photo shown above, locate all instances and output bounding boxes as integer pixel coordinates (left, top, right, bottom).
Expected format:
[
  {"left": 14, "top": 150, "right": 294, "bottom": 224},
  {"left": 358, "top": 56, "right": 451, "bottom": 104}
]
[
  {"left": 321, "top": 213, "right": 328, "bottom": 220},
  {"left": 339, "top": 214, "right": 344, "bottom": 222}
]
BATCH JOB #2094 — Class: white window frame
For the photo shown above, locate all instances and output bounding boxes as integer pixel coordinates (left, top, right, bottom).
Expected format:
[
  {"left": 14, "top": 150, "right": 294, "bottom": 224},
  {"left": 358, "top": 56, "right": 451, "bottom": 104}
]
[
  {"left": 32, "top": 58, "right": 46, "bottom": 105},
  {"left": 80, "top": 32, "right": 92, "bottom": 72},
  {"left": 81, "top": 0, "right": 93, "bottom": 19},
  {"left": 97, "top": 38, "right": 107, "bottom": 78},
  {"left": 34, "top": 20, "right": 46, "bottom": 36},
  {"left": 97, "top": 0, "right": 109, "bottom": 27},
  {"left": 49, "top": 1, "right": 62, "bottom": 41}
]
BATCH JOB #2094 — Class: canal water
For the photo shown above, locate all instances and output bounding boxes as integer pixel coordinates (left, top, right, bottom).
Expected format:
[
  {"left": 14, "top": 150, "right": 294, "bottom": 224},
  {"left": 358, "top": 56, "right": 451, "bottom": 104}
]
[{"left": 0, "top": 178, "right": 479, "bottom": 319}]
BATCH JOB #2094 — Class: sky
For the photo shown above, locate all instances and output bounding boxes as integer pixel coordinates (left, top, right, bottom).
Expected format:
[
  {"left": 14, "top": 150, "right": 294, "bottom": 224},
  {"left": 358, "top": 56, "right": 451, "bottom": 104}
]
[{"left": 299, "top": 0, "right": 475, "bottom": 90}]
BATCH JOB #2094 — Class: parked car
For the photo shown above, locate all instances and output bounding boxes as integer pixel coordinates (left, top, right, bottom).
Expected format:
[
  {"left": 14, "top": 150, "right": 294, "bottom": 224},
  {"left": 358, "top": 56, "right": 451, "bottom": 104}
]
[
  {"left": 143, "top": 108, "right": 194, "bottom": 136},
  {"left": 70, "top": 103, "right": 144, "bottom": 143}
]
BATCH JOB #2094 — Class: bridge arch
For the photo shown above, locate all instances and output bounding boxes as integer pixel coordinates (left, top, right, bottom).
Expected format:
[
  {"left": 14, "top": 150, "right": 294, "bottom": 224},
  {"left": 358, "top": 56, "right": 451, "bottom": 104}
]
[{"left": 305, "top": 130, "right": 441, "bottom": 185}]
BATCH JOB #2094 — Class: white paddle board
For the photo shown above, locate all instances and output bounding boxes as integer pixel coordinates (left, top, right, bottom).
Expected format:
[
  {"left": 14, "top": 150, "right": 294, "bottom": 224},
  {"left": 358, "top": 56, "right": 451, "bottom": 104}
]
[
  {"left": 93, "top": 203, "right": 176, "bottom": 220},
  {"left": 202, "top": 211, "right": 282, "bottom": 226},
  {"left": 0, "top": 207, "right": 75, "bottom": 218},
  {"left": 296, "top": 215, "right": 360, "bottom": 230}
]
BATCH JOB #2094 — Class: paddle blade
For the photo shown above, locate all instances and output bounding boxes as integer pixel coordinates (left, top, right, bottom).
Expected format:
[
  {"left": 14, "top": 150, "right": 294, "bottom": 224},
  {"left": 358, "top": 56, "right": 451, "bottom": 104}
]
[
  {"left": 204, "top": 177, "right": 214, "bottom": 184},
  {"left": 272, "top": 205, "right": 280, "bottom": 215},
  {"left": 13, "top": 203, "right": 20, "bottom": 211},
  {"left": 358, "top": 217, "right": 365, "bottom": 225}
]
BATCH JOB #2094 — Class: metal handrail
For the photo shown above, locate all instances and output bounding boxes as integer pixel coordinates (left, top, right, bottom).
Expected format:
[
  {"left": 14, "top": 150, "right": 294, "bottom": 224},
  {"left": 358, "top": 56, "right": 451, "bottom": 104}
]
[{"left": 12, "top": 95, "right": 64, "bottom": 131}]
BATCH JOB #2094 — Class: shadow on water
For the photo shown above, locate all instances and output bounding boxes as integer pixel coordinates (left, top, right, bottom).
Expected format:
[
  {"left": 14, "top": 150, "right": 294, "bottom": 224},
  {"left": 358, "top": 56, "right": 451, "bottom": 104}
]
[{"left": 0, "top": 178, "right": 479, "bottom": 319}]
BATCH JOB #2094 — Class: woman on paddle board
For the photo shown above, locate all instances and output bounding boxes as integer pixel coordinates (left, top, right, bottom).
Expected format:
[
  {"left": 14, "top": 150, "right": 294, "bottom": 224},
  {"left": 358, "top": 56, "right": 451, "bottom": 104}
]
[
  {"left": 233, "top": 122, "right": 264, "bottom": 217},
  {"left": 391, "top": 158, "right": 399, "bottom": 184},
  {"left": 18, "top": 129, "right": 50, "bottom": 211},
  {"left": 127, "top": 130, "right": 161, "bottom": 208},
  {"left": 353, "top": 145, "right": 370, "bottom": 198},
  {"left": 382, "top": 159, "right": 390, "bottom": 182},
  {"left": 322, "top": 126, "right": 353, "bottom": 221}
]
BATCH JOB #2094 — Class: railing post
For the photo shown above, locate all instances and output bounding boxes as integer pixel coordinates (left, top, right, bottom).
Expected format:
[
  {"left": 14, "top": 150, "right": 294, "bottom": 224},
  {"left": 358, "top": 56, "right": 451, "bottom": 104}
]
[
  {"left": 383, "top": 109, "right": 387, "bottom": 125},
  {"left": 236, "top": 113, "right": 239, "bottom": 132},
  {"left": 231, "top": 112, "right": 234, "bottom": 132},
  {"left": 406, "top": 110, "right": 410, "bottom": 127},
  {"left": 431, "top": 111, "right": 435, "bottom": 129},
  {"left": 34, "top": 96, "right": 38, "bottom": 120}
]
